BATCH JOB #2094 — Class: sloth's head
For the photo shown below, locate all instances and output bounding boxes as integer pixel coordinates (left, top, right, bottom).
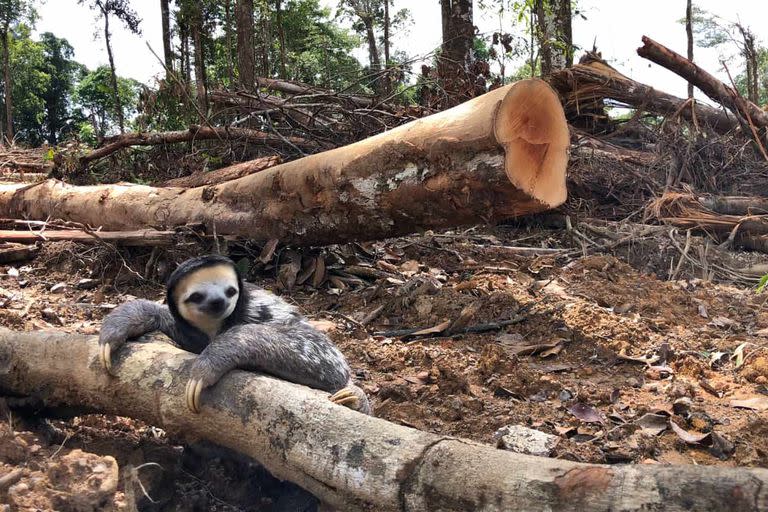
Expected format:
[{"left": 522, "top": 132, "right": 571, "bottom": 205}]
[{"left": 167, "top": 255, "right": 245, "bottom": 337}]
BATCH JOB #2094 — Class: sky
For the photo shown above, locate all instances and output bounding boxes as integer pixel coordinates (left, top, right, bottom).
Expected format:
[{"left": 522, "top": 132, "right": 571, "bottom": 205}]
[{"left": 33, "top": 0, "right": 768, "bottom": 102}]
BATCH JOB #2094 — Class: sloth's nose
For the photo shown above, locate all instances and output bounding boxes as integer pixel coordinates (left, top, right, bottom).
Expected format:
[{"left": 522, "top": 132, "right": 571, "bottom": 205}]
[{"left": 206, "top": 298, "right": 225, "bottom": 314}]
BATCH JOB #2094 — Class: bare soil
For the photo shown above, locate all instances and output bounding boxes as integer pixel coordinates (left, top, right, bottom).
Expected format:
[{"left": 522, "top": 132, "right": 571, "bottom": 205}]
[{"left": 1, "top": 223, "right": 767, "bottom": 510}]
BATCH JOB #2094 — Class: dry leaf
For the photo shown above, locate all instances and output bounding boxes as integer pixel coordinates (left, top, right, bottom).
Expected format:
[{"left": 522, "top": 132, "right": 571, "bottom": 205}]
[
  {"left": 568, "top": 403, "right": 604, "bottom": 424},
  {"left": 731, "top": 342, "right": 749, "bottom": 369},
  {"left": 410, "top": 319, "right": 452, "bottom": 336},
  {"left": 669, "top": 420, "right": 710, "bottom": 444},
  {"left": 312, "top": 256, "right": 327, "bottom": 288},
  {"left": 259, "top": 239, "right": 279, "bottom": 264},
  {"left": 634, "top": 413, "right": 668, "bottom": 436},
  {"left": 447, "top": 299, "right": 483, "bottom": 333},
  {"left": 729, "top": 396, "right": 768, "bottom": 411}
]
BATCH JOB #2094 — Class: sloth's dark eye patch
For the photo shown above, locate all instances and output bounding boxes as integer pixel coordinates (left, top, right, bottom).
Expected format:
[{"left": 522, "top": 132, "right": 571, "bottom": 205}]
[
  {"left": 226, "top": 286, "right": 238, "bottom": 298},
  {"left": 187, "top": 292, "right": 204, "bottom": 304}
]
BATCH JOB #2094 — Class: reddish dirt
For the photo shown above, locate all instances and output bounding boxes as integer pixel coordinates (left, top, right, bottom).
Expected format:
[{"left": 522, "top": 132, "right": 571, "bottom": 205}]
[{"left": 1, "top": 225, "right": 767, "bottom": 509}]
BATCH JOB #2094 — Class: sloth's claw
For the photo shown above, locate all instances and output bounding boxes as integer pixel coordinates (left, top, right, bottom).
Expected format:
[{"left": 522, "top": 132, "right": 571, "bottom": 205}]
[
  {"left": 185, "top": 378, "right": 204, "bottom": 414},
  {"left": 329, "top": 387, "right": 361, "bottom": 410}
]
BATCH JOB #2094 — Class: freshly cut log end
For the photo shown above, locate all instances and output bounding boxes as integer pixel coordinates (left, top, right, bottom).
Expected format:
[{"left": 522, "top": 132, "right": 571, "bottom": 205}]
[{"left": 495, "top": 79, "right": 570, "bottom": 208}]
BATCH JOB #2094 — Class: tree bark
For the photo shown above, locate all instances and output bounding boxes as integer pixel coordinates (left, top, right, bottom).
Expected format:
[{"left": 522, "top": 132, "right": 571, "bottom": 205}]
[
  {"left": 0, "top": 80, "right": 570, "bottom": 245},
  {"left": 160, "top": 0, "right": 174, "bottom": 79},
  {"left": 224, "top": 0, "right": 235, "bottom": 86},
  {"left": 78, "top": 126, "right": 317, "bottom": 166},
  {"left": 547, "top": 55, "right": 737, "bottom": 134},
  {"left": 383, "top": 0, "right": 390, "bottom": 66},
  {"left": 103, "top": 11, "right": 125, "bottom": 134},
  {"left": 2, "top": 22, "right": 13, "bottom": 143},
  {"left": 236, "top": 0, "right": 255, "bottom": 91},
  {"left": 535, "top": 0, "right": 572, "bottom": 75},
  {"left": 1, "top": 330, "right": 767, "bottom": 511},
  {"left": 158, "top": 155, "right": 281, "bottom": 187},
  {"left": 438, "top": 0, "right": 475, "bottom": 105},
  {"left": 190, "top": 6, "right": 208, "bottom": 117},
  {"left": 637, "top": 36, "right": 768, "bottom": 129},
  {"left": 179, "top": 18, "right": 191, "bottom": 83},
  {"left": 685, "top": 0, "right": 693, "bottom": 99},
  {"left": 275, "top": 0, "right": 288, "bottom": 79}
]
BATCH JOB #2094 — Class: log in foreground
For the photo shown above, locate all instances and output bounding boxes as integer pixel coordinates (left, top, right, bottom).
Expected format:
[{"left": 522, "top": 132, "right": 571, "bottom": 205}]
[
  {"left": 1, "top": 330, "right": 766, "bottom": 511},
  {"left": 0, "top": 80, "right": 570, "bottom": 246}
]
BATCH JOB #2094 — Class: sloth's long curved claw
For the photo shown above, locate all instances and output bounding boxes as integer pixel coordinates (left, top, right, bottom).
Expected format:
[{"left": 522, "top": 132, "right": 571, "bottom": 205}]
[
  {"left": 186, "top": 378, "right": 203, "bottom": 414},
  {"left": 329, "top": 388, "right": 360, "bottom": 410},
  {"left": 100, "top": 343, "right": 112, "bottom": 373}
]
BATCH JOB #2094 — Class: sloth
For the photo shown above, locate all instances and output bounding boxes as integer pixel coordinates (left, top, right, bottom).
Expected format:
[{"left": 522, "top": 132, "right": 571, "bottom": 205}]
[{"left": 98, "top": 254, "right": 370, "bottom": 415}]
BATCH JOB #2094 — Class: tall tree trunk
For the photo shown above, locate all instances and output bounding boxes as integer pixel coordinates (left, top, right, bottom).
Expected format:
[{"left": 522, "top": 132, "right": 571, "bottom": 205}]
[
  {"left": 383, "top": 0, "right": 390, "bottom": 66},
  {"left": 275, "top": 0, "right": 288, "bottom": 78},
  {"left": 685, "top": 0, "right": 693, "bottom": 98},
  {"left": 160, "top": 0, "right": 174, "bottom": 79},
  {"left": 191, "top": 7, "right": 208, "bottom": 117},
  {"left": 438, "top": 0, "right": 474, "bottom": 105},
  {"left": 224, "top": 0, "right": 235, "bottom": 86},
  {"left": 2, "top": 23, "right": 13, "bottom": 144},
  {"left": 236, "top": 0, "right": 254, "bottom": 90},
  {"left": 258, "top": 4, "right": 270, "bottom": 77},
  {"left": 363, "top": 18, "right": 380, "bottom": 75},
  {"left": 534, "top": 0, "right": 572, "bottom": 76},
  {"left": 103, "top": 12, "right": 125, "bottom": 134},
  {"left": 179, "top": 19, "right": 191, "bottom": 84}
]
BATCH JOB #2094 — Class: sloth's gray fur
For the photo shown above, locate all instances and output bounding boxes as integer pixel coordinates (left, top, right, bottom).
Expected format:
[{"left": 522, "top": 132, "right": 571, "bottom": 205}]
[{"left": 99, "top": 264, "right": 370, "bottom": 415}]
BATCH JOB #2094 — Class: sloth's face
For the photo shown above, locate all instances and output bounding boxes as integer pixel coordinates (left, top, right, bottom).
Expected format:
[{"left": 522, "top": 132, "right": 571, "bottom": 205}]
[{"left": 174, "top": 264, "right": 239, "bottom": 336}]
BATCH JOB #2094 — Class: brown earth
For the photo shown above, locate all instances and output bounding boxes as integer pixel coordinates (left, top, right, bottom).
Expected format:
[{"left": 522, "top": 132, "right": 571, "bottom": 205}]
[{"left": 1, "top": 223, "right": 767, "bottom": 510}]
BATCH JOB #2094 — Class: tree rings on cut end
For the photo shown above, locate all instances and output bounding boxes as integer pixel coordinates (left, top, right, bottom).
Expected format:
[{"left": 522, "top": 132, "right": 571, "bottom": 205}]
[{"left": 494, "top": 79, "right": 570, "bottom": 208}]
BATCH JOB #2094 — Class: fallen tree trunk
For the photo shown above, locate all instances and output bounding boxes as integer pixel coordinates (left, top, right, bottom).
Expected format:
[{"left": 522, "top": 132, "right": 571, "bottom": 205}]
[
  {"left": 0, "top": 79, "right": 570, "bottom": 246},
  {"left": 0, "top": 330, "right": 766, "bottom": 511},
  {"left": 157, "top": 155, "right": 281, "bottom": 187},
  {"left": 648, "top": 193, "right": 768, "bottom": 253},
  {"left": 0, "top": 228, "right": 177, "bottom": 246},
  {"left": 637, "top": 36, "right": 768, "bottom": 129},
  {"left": 698, "top": 195, "right": 768, "bottom": 216},
  {"left": 256, "top": 77, "right": 386, "bottom": 110},
  {"left": 80, "top": 126, "right": 318, "bottom": 167},
  {"left": 548, "top": 53, "right": 737, "bottom": 133}
]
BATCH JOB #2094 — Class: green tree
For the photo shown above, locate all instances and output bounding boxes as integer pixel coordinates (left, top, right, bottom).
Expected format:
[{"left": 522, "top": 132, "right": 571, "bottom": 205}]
[
  {"left": 39, "top": 33, "right": 83, "bottom": 144},
  {"left": 7, "top": 23, "right": 47, "bottom": 145},
  {"left": 75, "top": 65, "right": 140, "bottom": 139},
  {"left": 78, "top": 0, "right": 141, "bottom": 133},
  {"left": 0, "top": 0, "right": 36, "bottom": 142}
]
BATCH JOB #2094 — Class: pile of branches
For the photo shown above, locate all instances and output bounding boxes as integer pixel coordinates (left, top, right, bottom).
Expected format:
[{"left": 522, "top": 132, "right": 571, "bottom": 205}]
[{"left": 208, "top": 77, "right": 432, "bottom": 152}]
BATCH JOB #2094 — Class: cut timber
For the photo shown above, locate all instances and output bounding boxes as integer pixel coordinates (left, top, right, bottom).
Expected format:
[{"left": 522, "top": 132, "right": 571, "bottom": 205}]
[
  {"left": 0, "top": 80, "right": 570, "bottom": 245},
  {"left": 0, "top": 242, "right": 38, "bottom": 263},
  {"left": 158, "top": 155, "right": 281, "bottom": 187},
  {"left": 548, "top": 53, "right": 736, "bottom": 134},
  {"left": 637, "top": 36, "right": 768, "bottom": 129},
  {"left": 0, "top": 330, "right": 766, "bottom": 511},
  {"left": 0, "top": 229, "right": 177, "bottom": 246}
]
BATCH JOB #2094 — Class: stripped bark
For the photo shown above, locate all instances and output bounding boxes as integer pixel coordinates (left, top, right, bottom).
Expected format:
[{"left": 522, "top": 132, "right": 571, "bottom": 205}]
[
  {"left": 0, "top": 330, "right": 766, "bottom": 511},
  {"left": 637, "top": 35, "right": 768, "bottom": 129},
  {"left": 0, "top": 80, "right": 571, "bottom": 246}
]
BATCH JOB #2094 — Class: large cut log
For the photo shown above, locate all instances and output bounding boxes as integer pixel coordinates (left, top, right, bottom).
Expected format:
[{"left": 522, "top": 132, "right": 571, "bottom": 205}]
[
  {"left": 1, "top": 330, "right": 766, "bottom": 511},
  {"left": 548, "top": 53, "right": 737, "bottom": 134},
  {"left": 0, "top": 80, "right": 570, "bottom": 246},
  {"left": 637, "top": 36, "right": 768, "bottom": 130}
]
